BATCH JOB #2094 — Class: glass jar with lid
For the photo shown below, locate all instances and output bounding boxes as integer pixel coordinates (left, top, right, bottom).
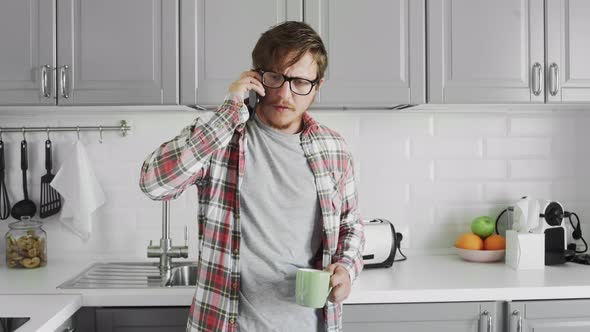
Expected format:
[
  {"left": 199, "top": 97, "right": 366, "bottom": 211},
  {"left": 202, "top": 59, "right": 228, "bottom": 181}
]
[{"left": 5, "top": 216, "right": 47, "bottom": 269}]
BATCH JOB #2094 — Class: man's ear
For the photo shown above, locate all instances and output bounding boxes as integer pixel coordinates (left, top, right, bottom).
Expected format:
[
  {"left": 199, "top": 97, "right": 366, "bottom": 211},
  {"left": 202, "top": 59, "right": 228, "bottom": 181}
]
[{"left": 316, "top": 78, "right": 325, "bottom": 90}]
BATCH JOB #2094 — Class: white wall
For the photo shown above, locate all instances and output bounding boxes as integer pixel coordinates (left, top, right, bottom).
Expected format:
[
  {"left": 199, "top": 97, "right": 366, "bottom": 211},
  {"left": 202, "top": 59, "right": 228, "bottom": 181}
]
[{"left": 1, "top": 108, "right": 589, "bottom": 260}]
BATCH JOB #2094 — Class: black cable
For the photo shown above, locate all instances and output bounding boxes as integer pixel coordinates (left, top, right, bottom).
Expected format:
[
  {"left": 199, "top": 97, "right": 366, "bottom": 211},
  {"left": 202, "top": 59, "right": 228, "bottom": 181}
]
[
  {"left": 394, "top": 245, "right": 407, "bottom": 262},
  {"left": 568, "top": 212, "right": 588, "bottom": 254},
  {"left": 495, "top": 208, "right": 509, "bottom": 235},
  {"left": 394, "top": 232, "right": 407, "bottom": 262}
]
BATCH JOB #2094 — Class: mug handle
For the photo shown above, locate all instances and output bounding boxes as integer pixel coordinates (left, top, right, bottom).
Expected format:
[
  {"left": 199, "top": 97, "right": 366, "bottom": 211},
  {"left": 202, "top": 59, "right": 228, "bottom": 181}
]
[{"left": 325, "top": 286, "right": 333, "bottom": 304}]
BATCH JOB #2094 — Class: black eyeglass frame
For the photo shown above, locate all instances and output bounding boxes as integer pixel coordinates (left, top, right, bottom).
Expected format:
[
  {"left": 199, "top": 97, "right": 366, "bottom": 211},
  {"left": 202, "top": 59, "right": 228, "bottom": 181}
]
[{"left": 258, "top": 70, "right": 319, "bottom": 96}]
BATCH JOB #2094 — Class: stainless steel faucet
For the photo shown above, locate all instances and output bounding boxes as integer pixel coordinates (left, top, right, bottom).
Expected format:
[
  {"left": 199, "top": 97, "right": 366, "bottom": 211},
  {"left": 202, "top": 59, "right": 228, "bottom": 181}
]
[{"left": 147, "top": 201, "right": 189, "bottom": 273}]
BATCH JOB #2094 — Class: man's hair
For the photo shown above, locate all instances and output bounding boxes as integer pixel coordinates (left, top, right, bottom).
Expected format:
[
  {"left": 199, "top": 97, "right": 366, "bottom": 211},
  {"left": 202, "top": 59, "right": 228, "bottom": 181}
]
[{"left": 252, "top": 21, "right": 328, "bottom": 81}]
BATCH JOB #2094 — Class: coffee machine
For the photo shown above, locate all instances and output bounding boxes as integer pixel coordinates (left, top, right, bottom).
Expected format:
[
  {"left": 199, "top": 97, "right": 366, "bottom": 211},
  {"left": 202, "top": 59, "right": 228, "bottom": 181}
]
[{"left": 527, "top": 199, "right": 570, "bottom": 265}]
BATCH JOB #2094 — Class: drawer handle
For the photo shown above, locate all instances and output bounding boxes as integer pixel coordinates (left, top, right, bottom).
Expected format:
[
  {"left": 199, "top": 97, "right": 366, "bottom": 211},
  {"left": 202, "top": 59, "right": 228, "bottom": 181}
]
[
  {"left": 60, "top": 65, "right": 70, "bottom": 99},
  {"left": 549, "top": 62, "right": 559, "bottom": 96},
  {"left": 532, "top": 62, "right": 542, "bottom": 96},
  {"left": 481, "top": 310, "right": 492, "bottom": 332},
  {"left": 41, "top": 65, "right": 51, "bottom": 98},
  {"left": 512, "top": 310, "right": 522, "bottom": 332}
]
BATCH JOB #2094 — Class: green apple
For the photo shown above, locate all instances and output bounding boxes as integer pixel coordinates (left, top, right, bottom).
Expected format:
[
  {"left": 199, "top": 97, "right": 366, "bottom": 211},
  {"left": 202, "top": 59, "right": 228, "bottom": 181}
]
[{"left": 470, "top": 216, "right": 495, "bottom": 238}]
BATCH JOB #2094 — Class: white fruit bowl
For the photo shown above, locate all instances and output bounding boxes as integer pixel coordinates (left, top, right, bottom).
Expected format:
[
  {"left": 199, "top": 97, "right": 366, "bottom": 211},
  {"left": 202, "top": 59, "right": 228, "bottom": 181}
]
[{"left": 455, "top": 247, "right": 505, "bottom": 263}]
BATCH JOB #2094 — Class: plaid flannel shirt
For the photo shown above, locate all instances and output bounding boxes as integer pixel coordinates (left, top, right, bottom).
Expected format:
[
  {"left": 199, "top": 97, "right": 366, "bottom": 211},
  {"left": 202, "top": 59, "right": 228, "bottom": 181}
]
[{"left": 139, "top": 96, "right": 364, "bottom": 332}]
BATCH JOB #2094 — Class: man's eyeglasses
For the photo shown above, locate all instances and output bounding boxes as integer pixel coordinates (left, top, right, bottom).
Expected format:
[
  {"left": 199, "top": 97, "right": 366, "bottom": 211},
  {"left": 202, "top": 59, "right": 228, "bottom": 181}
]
[{"left": 260, "top": 70, "right": 319, "bottom": 96}]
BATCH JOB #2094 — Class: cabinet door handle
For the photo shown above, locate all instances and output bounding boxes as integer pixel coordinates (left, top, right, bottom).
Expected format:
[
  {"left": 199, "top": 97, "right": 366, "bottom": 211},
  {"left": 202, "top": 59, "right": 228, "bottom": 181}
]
[
  {"left": 60, "top": 65, "right": 70, "bottom": 99},
  {"left": 532, "top": 62, "right": 542, "bottom": 96},
  {"left": 549, "top": 62, "right": 559, "bottom": 96},
  {"left": 481, "top": 310, "right": 492, "bottom": 332},
  {"left": 41, "top": 65, "right": 51, "bottom": 98},
  {"left": 512, "top": 310, "right": 522, "bottom": 332}
]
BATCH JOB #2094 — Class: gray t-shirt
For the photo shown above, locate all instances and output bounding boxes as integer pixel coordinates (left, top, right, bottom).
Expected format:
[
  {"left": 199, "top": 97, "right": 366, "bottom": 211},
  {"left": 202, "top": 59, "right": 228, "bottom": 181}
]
[{"left": 237, "top": 114, "right": 324, "bottom": 332}]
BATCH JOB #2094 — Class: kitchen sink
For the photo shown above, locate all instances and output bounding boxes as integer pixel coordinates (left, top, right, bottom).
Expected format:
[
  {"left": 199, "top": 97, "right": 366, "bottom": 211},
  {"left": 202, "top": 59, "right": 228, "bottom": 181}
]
[
  {"left": 164, "top": 264, "right": 197, "bottom": 287},
  {"left": 58, "top": 262, "right": 198, "bottom": 289}
]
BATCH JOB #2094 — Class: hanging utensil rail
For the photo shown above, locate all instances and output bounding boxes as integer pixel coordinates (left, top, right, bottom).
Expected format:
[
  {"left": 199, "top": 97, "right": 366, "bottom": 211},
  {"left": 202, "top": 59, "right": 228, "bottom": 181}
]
[{"left": 0, "top": 120, "right": 131, "bottom": 137}]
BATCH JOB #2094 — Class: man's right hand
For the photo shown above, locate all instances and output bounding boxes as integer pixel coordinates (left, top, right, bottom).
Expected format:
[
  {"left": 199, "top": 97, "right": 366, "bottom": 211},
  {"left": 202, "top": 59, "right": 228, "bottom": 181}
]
[{"left": 228, "top": 71, "right": 266, "bottom": 100}]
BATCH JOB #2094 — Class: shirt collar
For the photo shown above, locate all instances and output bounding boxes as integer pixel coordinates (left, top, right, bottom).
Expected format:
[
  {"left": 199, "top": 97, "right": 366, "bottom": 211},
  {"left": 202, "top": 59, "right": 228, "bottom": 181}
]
[
  {"left": 301, "top": 111, "right": 319, "bottom": 136},
  {"left": 236, "top": 111, "right": 319, "bottom": 137}
]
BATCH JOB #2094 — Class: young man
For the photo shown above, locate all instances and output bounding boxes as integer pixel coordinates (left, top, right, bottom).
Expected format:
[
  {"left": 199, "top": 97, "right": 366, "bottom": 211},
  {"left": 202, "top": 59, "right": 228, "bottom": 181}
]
[{"left": 140, "top": 21, "right": 364, "bottom": 332}]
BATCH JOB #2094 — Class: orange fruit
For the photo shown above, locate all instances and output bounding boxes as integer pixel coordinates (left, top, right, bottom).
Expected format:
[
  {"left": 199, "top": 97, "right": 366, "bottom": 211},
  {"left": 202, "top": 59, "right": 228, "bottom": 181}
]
[
  {"left": 455, "top": 233, "right": 484, "bottom": 250},
  {"left": 484, "top": 234, "right": 506, "bottom": 250}
]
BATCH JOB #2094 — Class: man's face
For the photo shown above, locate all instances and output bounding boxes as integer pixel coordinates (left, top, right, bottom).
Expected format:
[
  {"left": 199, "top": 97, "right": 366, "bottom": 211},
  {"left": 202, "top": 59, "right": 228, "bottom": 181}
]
[{"left": 255, "top": 52, "right": 324, "bottom": 134}]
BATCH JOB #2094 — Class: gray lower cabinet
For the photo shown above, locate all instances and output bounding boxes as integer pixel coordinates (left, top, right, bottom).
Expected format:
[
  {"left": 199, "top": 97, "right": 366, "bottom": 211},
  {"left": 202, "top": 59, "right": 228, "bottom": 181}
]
[
  {"left": 53, "top": 316, "right": 73, "bottom": 332},
  {"left": 343, "top": 302, "right": 500, "bottom": 332},
  {"left": 73, "top": 307, "right": 189, "bottom": 332},
  {"left": 508, "top": 299, "right": 590, "bottom": 332}
]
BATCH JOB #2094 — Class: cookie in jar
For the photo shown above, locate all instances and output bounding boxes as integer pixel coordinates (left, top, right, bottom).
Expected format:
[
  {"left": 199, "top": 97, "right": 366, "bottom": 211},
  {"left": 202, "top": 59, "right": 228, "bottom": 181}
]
[{"left": 5, "top": 216, "right": 47, "bottom": 269}]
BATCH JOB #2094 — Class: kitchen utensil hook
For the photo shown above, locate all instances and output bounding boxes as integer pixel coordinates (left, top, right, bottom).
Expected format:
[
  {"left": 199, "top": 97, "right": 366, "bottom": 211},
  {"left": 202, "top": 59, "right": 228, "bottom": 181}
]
[
  {"left": 46, "top": 127, "right": 50, "bottom": 140},
  {"left": 22, "top": 127, "right": 26, "bottom": 140},
  {"left": 0, "top": 128, "right": 3, "bottom": 140},
  {"left": 99, "top": 126, "right": 103, "bottom": 144},
  {"left": 76, "top": 126, "right": 80, "bottom": 140}
]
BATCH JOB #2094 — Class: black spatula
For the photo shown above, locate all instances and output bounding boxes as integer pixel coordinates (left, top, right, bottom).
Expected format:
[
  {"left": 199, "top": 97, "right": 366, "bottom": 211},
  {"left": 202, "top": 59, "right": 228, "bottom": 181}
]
[
  {"left": 39, "top": 139, "right": 61, "bottom": 218},
  {"left": 0, "top": 139, "right": 10, "bottom": 220},
  {"left": 11, "top": 140, "right": 36, "bottom": 219}
]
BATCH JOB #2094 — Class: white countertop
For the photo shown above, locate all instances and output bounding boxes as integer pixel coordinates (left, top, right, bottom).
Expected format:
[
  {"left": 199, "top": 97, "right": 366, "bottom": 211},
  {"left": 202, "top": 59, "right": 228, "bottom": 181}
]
[
  {"left": 348, "top": 253, "right": 590, "bottom": 304},
  {"left": 3, "top": 253, "right": 590, "bottom": 330},
  {"left": 0, "top": 295, "right": 81, "bottom": 332}
]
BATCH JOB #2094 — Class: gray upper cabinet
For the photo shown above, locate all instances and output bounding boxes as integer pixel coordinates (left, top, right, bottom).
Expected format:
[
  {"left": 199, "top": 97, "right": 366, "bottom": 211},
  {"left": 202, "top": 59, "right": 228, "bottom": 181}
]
[
  {"left": 305, "top": 0, "right": 425, "bottom": 107},
  {"left": 0, "top": 0, "right": 56, "bottom": 105},
  {"left": 180, "top": 0, "right": 303, "bottom": 106},
  {"left": 0, "top": 0, "right": 178, "bottom": 106},
  {"left": 545, "top": 0, "right": 590, "bottom": 103},
  {"left": 428, "top": 0, "right": 545, "bottom": 104},
  {"left": 429, "top": 0, "right": 590, "bottom": 104},
  {"left": 56, "top": 0, "right": 178, "bottom": 105},
  {"left": 180, "top": 0, "right": 424, "bottom": 108}
]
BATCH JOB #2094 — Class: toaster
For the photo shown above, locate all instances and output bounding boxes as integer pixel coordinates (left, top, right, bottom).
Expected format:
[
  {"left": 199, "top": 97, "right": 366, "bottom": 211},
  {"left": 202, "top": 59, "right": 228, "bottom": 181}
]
[{"left": 362, "top": 219, "right": 403, "bottom": 268}]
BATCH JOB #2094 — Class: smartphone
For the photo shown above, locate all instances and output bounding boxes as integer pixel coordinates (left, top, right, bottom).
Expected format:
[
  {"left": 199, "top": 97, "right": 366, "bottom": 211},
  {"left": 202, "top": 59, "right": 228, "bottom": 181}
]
[{"left": 248, "top": 90, "right": 260, "bottom": 111}]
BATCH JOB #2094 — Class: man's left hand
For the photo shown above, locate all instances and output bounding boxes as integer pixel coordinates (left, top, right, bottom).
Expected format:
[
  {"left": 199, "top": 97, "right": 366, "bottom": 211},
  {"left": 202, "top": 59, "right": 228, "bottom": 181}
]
[{"left": 325, "top": 264, "right": 351, "bottom": 303}]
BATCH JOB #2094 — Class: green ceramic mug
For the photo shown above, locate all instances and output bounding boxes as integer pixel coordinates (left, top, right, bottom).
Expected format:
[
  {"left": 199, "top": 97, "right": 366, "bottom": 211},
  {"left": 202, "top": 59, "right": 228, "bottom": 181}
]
[{"left": 295, "top": 268, "right": 332, "bottom": 308}]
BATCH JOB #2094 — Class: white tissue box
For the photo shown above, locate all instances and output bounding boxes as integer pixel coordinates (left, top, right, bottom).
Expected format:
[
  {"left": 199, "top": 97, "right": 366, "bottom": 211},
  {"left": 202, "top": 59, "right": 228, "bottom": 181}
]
[{"left": 505, "top": 230, "right": 545, "bottom": 270}]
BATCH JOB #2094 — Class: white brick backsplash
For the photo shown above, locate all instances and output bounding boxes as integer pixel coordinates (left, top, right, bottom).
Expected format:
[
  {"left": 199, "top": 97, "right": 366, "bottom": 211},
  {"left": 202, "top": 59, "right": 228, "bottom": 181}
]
[
  {"left": 389, "top": 160, "right": 433, "bottom": 182},
  {"left": 510, "top": 160, "right": 575, "bottom": 180},
  {"left": 411, "top": 224, "right": 466, "bottom": 249},
  {"left": 551, "top": 137, "right": 577, "bottom": 159},
  {"left": 435, "top": 114, "right": 507, "bottom": 137},
  {"left": 1, "top": 108, "right": 587, "bottom": 255},
  {"left": 411, "top": 183, "right": 482, "bottom": 202},
  {"left": 435, "top": 160, "right": 507, "bottom": 180},
  {"left": 486, "top": 137, "right": 551, "bottom": 158},
  {"left": 359, "top": 136, "right": 408, "bottom": 161},
  {"left": 360, "top": 112, "right": 433, "bottom": 137},
  {"left": 359, "top": 183, "right": 408, "bottom": 217},
  {"left": 435, "top": 204, "right": 508, "bottom": 226},
  {"left": 411, "top": 137, "right": 482, "bottom": 159},
  {"left": 551, "top": 181, "right": 585, "bottom": 202},
  {"left": 484, "top": 182, "right": 552, "bottom": 203},
  {"left": 510, "top": 115, "right": 575, "bottom": 137}
]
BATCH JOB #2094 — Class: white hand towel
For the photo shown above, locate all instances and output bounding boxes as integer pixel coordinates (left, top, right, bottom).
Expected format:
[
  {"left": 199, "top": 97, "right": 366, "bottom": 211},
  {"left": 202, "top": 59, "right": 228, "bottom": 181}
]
[{"left": 50, "top": 141, "right": 106, "bottom": 241}]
